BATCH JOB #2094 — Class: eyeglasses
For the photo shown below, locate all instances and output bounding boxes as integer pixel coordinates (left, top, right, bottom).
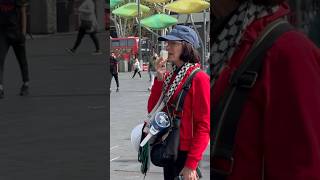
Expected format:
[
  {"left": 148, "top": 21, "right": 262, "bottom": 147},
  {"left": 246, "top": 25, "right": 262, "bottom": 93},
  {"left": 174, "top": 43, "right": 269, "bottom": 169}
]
[{"left": 164, "top": 41, "right": 183, "bottom": 47}]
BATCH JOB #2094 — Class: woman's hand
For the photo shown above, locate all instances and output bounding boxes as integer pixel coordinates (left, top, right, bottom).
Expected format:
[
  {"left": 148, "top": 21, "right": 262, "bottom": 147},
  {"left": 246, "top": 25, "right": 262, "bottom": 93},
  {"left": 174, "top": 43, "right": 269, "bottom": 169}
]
[
  {"left": 155, "top": 57, "right": 167, "bottom": 81},
  {"left": 179, "top": 167, "right": 198, "bottom": 180}
]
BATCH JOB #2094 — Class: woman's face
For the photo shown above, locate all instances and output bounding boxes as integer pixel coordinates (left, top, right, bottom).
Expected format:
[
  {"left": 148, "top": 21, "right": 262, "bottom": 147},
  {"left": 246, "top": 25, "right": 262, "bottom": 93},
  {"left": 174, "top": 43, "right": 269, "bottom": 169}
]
[{"left": 165, "top": 41, "right": 184, "bottom": 65}]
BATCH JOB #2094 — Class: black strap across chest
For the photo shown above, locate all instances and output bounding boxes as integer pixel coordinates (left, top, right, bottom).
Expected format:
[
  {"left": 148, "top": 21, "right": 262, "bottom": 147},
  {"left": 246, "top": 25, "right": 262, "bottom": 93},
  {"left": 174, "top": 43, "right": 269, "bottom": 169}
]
[{"left": 211, "top": 19, "right": 294, "bottom": 180}]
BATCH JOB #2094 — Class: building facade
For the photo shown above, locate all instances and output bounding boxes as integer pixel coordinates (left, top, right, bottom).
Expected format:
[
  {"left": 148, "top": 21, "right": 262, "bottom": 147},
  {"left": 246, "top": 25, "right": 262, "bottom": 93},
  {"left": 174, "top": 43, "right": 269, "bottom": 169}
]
[{"left": 29, "top": 0, "right": 106, "bottom": 34}]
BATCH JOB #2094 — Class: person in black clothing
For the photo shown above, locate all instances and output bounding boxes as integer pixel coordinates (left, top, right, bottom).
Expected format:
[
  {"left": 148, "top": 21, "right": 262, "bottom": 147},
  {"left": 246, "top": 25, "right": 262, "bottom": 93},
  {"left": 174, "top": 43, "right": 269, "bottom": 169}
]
[
  {"left": 110, "top": 52, "right": 119, "bottom": 92},
  {"left": 65, "top": 0, "right": 102, "bottom": 55},
  {"left": 0, "top": 0, "right": 30, "bottom": 99}
]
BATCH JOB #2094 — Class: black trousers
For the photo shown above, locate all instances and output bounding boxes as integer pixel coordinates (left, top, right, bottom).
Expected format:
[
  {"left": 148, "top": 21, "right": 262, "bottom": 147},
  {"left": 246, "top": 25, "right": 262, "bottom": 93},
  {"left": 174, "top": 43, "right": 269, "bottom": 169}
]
[
  {"left": 0, "top": 27, "right": 29, "bottom": 85},
  {"left": 72, "top": 27, "right": 100, "bottom": 51},
  {"left": 163, "top": 151, "right": 188, "bottom": 180},
  {"left": 132, "top": 69, "right": 141, "bottom": 78},
  {"left": 111, "top": 73, "right": 119, "bottom": 88}
]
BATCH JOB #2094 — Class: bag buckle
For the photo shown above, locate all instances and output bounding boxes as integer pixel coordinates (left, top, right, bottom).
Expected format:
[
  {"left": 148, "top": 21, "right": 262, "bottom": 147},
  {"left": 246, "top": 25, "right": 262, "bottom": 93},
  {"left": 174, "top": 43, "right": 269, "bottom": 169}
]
[
  {"left": 212, "top": 155, "right": 234, "bottom": 175},
  {"left": 230, "top": 71, "right": 258, "bottom": 88}
]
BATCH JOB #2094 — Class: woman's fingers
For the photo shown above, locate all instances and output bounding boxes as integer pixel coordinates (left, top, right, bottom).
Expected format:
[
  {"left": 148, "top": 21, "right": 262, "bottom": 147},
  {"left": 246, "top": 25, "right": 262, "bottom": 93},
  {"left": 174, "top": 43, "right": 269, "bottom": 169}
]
[
  {"left": 156, "top": 58, "right": 166, "bottom": 72},
  {"left": 180, "top": 167, "right": 198, "bottom": 180},
  {"left": 155, "top": 57, "right": 167, "bottom": 81},
  {"left": 156, "top": 57, "right": 166, "bottom": 69}
]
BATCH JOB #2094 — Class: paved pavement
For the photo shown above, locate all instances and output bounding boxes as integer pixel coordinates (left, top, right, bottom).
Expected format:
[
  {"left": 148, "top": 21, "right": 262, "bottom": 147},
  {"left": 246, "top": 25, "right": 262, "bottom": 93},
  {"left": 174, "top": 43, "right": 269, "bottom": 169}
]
[
  {"left": 110, "top": 72, "right": 210, "bottom": 180},
  {"left": 0, "top": 33, "right": 108, "bottom": 180}
]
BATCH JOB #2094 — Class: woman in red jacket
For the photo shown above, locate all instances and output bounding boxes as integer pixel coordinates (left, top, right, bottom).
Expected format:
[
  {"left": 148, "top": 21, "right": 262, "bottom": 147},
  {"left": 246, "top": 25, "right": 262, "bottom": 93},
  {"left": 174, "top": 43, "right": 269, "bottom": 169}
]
[
  {"left": 211, "top": 0, "right": 320, "bottom": 179},
  {"left": 148, "top": 25, "right": 210, "bottom": 180}
]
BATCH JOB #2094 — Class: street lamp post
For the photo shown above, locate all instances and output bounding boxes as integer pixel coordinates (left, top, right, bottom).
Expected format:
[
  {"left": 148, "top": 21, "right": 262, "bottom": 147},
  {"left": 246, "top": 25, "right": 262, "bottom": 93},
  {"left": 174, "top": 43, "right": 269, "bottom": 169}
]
[
  {"left": 203, "top": 10, "right": 207, "bottom": 69},
  {"left": 137, "top": 0, "right": 142, "bottom": 62}
]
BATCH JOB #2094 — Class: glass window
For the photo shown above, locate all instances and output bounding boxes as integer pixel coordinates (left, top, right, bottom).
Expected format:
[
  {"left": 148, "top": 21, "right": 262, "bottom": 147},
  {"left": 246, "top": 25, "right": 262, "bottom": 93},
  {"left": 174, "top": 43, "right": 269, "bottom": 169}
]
[
  {"left": 120, "top": 40, "right": 127, "bottom": 46},
  {"left": 112, "top": 40, "right": 120, "bottom": 47},
  {"left": 128, "top": 39, "right": 135, "bottom": 46}
]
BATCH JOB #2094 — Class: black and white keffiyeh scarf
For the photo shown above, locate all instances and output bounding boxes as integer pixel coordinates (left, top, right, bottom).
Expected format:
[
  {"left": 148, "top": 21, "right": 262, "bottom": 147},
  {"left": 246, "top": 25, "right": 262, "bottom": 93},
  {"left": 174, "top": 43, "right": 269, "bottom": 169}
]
[
  {"left": 210, "top": 1, "right": 279, "bottom": 79},
  {"left": 162, "top": 63, "right": 195, "bottom": 103}
]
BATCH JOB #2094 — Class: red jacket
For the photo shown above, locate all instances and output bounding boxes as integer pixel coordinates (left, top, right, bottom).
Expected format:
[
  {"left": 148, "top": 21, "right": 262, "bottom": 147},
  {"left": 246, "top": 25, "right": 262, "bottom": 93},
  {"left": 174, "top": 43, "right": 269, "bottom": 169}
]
[
  {"left": 148, "top": 64, "right": 210, "bottom": 170},
  {"left": 212, "top": 3, "right": 320, "bottom": 180}
]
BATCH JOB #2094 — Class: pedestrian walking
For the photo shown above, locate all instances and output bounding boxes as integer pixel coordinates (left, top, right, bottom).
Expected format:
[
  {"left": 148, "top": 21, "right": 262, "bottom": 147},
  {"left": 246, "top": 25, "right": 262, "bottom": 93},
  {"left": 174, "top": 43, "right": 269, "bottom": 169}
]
[
  {"left": 145, "top": 25, "right": 210, "bottom": 180},
  {"left": 0, "top": 0, "right": 30, "bottom": 98},
  {"left": 132, "top": 57, "right": 141, "bottom": 78},
  {"left": 110, "top": 52, "right": 119, "bottom": 92},
  {"left": 211, "top": 0, "right": 320, "bottom": 179},
  {"left": 147, "top": 54, "right": 157, "bottom": 91},
  {"left": 65, "top": 0, "right": 102, "bottom": 55}
]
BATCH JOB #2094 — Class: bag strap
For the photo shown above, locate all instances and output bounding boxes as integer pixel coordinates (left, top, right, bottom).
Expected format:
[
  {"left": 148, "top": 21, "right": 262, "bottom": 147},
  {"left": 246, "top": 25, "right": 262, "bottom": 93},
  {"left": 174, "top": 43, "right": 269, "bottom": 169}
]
[
  {"left": 174, "top": 68, "right": 201, "bottom": 113},
  {"left": 147, "top": 93, "right": 165, "bottom": 121},
  {"left": 163, "top": 67, "right": 201, "bottom": 130},
  {"left": 211, "top": 19, "right": 294, "bottom": 180},
  {"left": 147, "top": 68, "right": 200, "bottom": 129}
]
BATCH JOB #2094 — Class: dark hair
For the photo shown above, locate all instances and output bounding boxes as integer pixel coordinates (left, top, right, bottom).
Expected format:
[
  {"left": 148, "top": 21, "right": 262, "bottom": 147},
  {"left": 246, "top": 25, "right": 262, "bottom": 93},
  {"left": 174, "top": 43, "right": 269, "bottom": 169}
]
[
  {"left": 180, "top": 42, "right": 200, "bottom": 63},
  {"left": 237, "top": 0, "right": 287, "bottom": 6}
]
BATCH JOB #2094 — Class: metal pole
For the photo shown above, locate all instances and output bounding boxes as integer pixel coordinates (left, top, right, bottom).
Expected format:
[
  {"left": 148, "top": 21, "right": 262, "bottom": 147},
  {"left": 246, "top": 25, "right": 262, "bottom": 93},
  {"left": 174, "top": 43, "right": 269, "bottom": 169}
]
[
  {"left": 144, "top": 27, "right": 160, "bottom": 38},
  {"left": 203, "top": 10, "right": 207, "bottom": 69},
  {"left": 137, "top": 0, "right": 142, "bottom": 62},
  {"left": 190, "top": 15, "right": 205, "bottom": 68}
]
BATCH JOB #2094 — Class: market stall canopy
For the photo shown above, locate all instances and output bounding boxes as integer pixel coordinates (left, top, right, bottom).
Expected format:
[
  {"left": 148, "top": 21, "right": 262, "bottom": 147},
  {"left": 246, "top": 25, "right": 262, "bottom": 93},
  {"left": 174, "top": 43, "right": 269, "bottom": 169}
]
[
  {"left": 164, "top": 0, "right": 210, "bottom": 14},
  {"left": 141, "top": 13, "right": 178, "bottom": 29},
  {"left": 110, "top": 0, "right": 124, "bottom": 9},
  {"left": 112, "top": 3, "right": 151, "bottom": 17}
]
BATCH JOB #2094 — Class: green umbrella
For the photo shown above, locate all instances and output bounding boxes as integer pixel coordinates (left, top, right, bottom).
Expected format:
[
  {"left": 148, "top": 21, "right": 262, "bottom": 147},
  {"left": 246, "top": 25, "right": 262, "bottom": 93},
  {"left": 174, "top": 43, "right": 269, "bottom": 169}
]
[
  {"left": 141, "top": 14, "right": 178, "bottom": 30},
  {"left": 112, "top": 3, "right": 151, "bottom": 18},
  {"left": 110, "top": 0, "right": 124, "bottom": 9}
]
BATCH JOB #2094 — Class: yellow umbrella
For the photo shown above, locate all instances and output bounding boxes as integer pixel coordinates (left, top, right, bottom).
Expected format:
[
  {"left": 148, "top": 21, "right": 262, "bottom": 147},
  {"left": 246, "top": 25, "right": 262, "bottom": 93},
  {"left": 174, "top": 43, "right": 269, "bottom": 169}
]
[
  {"left": 164, "top": 0, "right": 210, "bottom": 14},
  {"left": 144, "top": 0, "right": 170, "bottom": 3},
  {"left": 112, "top": 3, "right": 151, "bottom": 18}
]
